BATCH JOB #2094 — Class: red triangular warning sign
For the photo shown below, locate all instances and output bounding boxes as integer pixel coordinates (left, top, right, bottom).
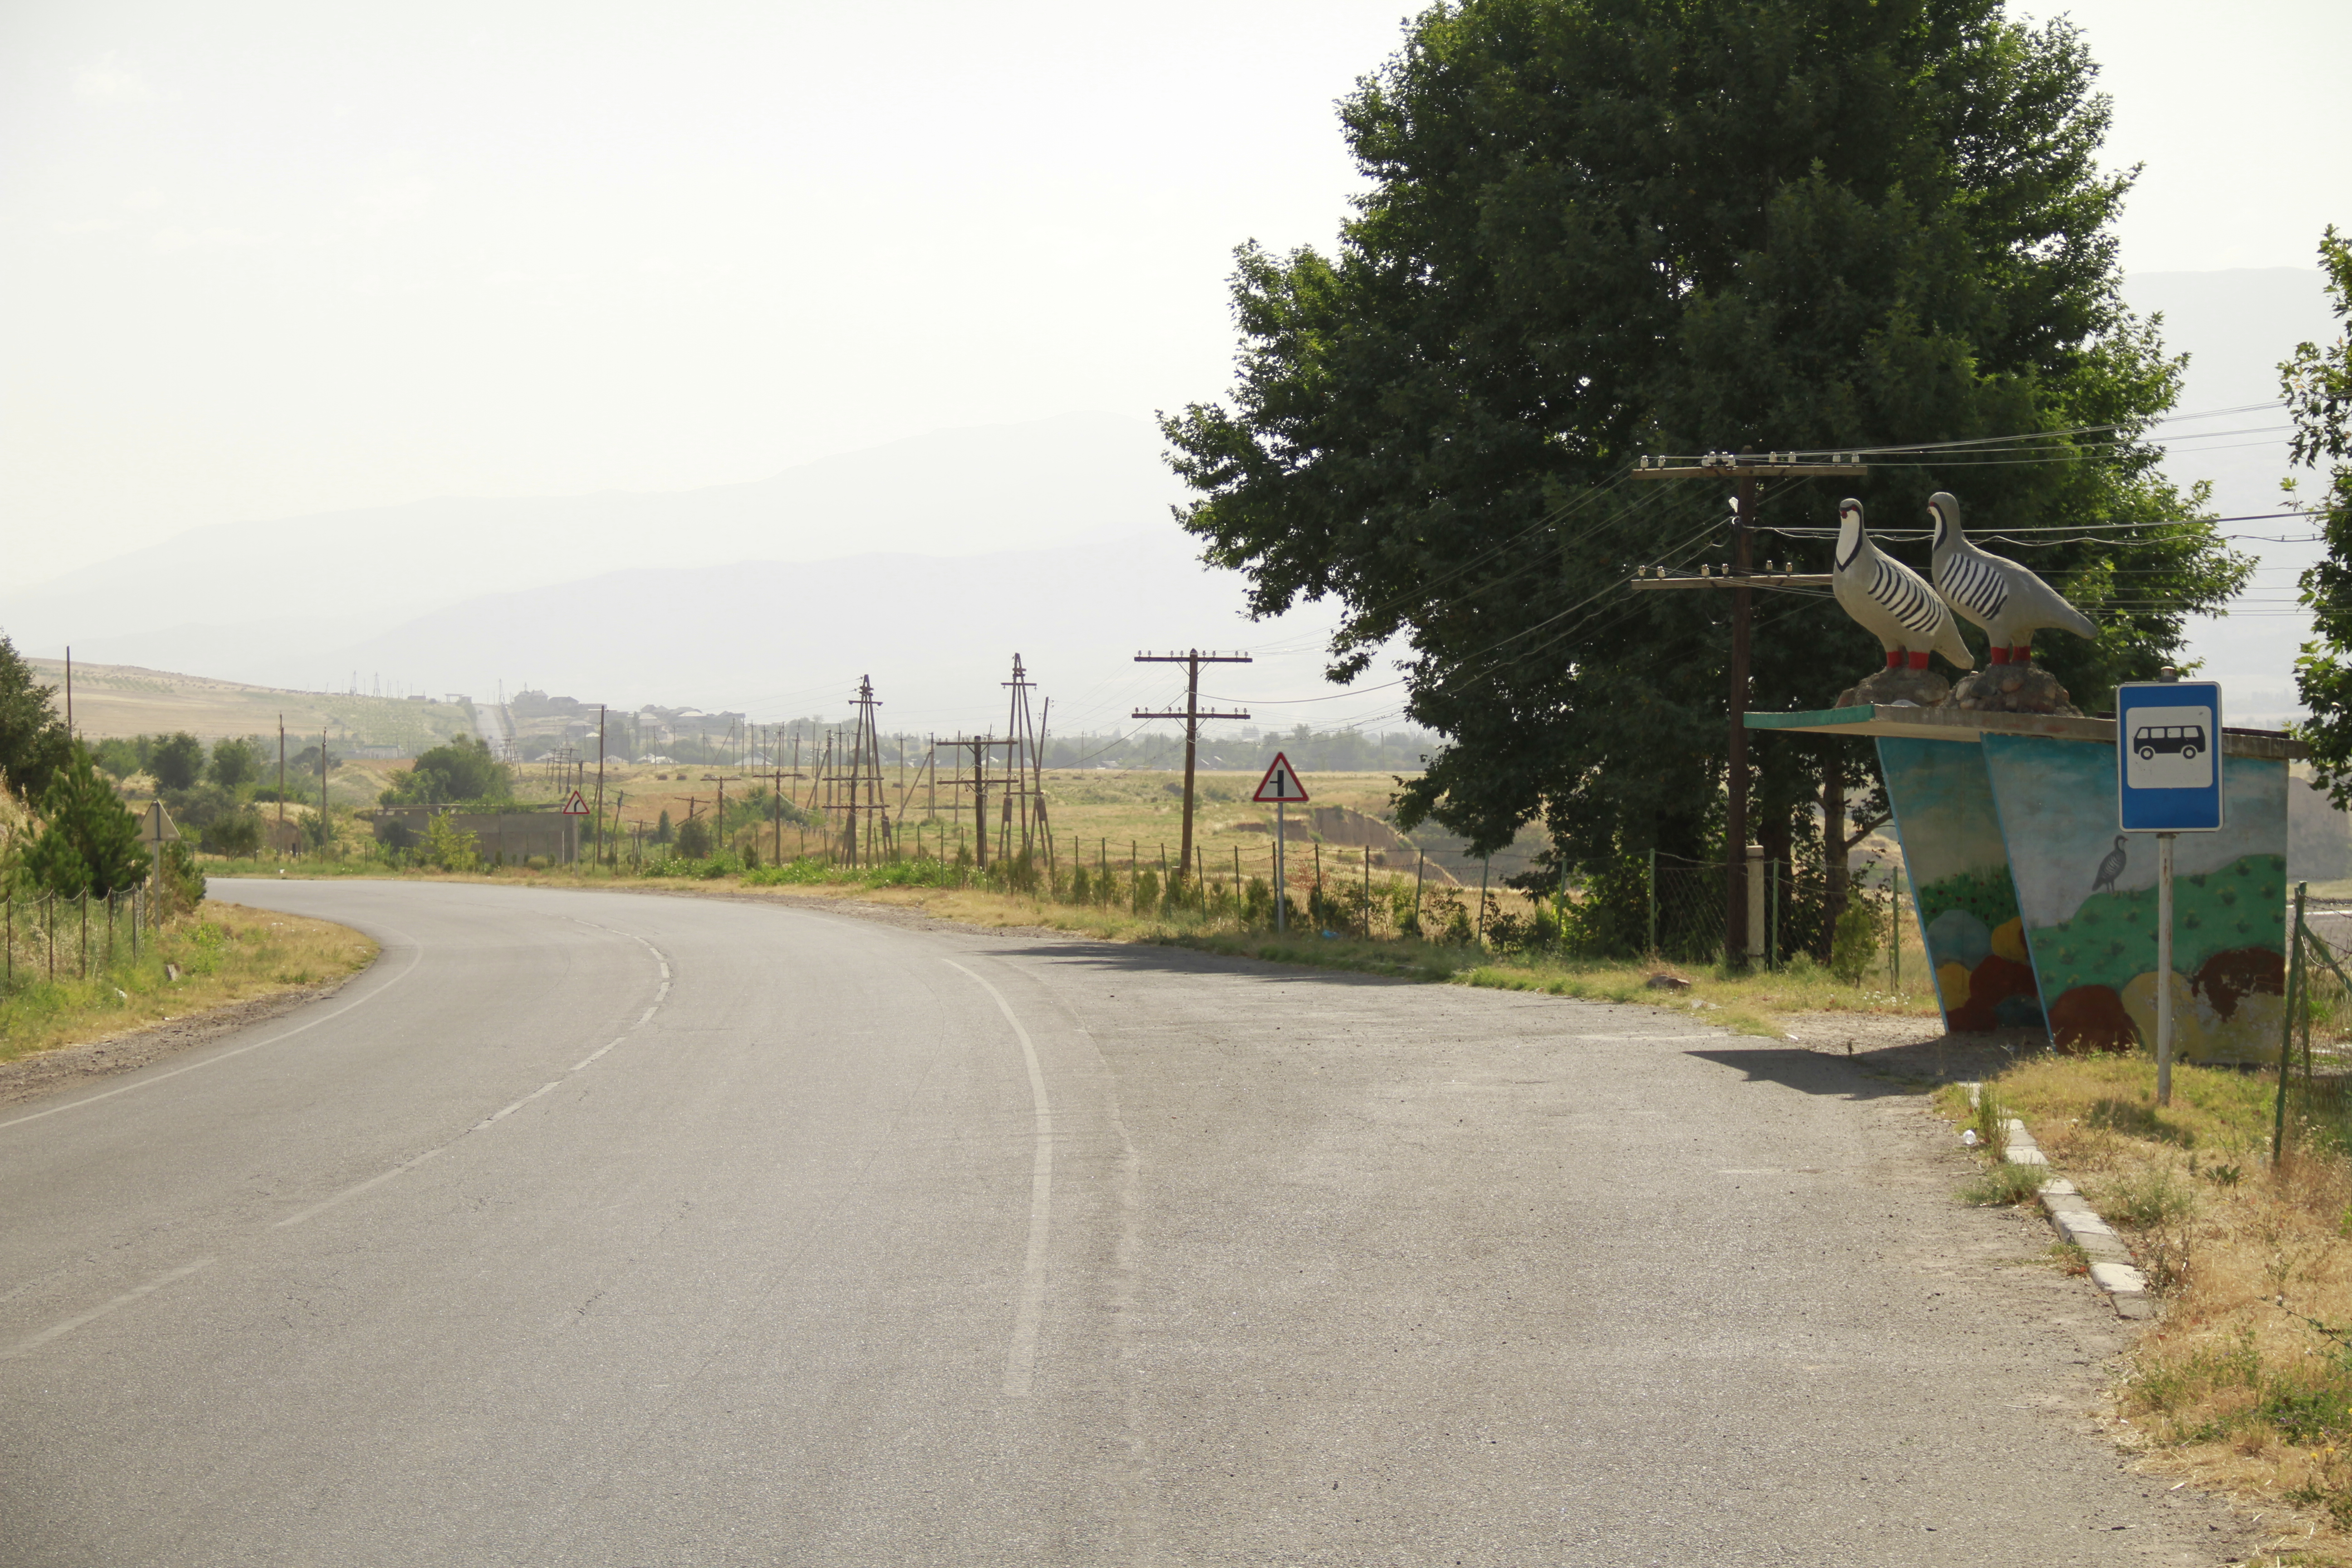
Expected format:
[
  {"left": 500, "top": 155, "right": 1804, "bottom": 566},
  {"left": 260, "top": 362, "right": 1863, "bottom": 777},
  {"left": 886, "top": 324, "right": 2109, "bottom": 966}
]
[
  {"left": 1252, "top": 751, "right": 1310, "bottom": 804},
  {"left": 560, "top": 789, "right": 589, "bottom": 815}
]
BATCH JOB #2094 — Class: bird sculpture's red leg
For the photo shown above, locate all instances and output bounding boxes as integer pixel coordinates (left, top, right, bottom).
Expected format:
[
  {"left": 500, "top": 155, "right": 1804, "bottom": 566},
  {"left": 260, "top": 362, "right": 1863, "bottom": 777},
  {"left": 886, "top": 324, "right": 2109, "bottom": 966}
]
[
  {"left": 2014, "top": 637, "right": 2031, "bottom": 662},
  {"left": 1885, "top": 649, "right": 1902, "bottom": 668},
  {"left": 1989, "top": 646, "right": 2011, "bottom": 664},
  {"left": 1907, "top": 651, "right": 1930, "bottom": 671}
]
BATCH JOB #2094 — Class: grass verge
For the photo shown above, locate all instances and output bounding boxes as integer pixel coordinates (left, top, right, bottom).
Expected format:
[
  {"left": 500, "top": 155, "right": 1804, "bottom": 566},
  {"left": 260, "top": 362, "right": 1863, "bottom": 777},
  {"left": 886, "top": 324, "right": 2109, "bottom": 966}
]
[
  {"left": 0, "top": 901, "right": 377, "bottom": 1065},
  {"left": 1944, "top": 1054, "right": 2352, "bottom": 1559}
]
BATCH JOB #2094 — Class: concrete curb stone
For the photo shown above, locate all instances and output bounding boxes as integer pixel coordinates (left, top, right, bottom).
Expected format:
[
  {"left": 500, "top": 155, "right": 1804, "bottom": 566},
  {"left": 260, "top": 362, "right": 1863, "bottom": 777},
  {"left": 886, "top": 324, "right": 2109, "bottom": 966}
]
[{"left": 1964, "top": 1093, "right": 2155, "bottom": 1321}]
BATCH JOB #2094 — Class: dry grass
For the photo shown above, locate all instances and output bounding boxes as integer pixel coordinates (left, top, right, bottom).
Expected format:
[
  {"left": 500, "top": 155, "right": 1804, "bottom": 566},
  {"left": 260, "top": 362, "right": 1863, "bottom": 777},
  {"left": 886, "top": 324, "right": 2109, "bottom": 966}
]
[
  {"left": 1948, "top": 1053, "right": 2352, "bottom": 1560},
  {"left": 0, "top": 900, "right": 377, "bottom": 1064}
]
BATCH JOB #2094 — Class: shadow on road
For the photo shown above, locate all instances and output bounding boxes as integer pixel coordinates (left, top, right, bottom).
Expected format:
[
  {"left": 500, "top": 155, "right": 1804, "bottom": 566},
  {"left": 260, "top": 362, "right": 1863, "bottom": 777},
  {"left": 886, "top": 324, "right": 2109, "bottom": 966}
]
[
  {"left": 1690, "top": 1027, "right": 2044, "bottom": 1100},
  {"left": 972, "top": 936, "right": 1425, "bottom": 988}
]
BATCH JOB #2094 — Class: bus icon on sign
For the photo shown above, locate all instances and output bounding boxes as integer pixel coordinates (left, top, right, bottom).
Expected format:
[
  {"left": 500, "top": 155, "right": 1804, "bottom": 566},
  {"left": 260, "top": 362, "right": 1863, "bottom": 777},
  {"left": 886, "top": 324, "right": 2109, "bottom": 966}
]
[
  {"left": 2133, "top": 723, "right": 2205, "bottom": 763},
  {"left": 2123, "top": 705, "right": 2214, "bottom": 790}
]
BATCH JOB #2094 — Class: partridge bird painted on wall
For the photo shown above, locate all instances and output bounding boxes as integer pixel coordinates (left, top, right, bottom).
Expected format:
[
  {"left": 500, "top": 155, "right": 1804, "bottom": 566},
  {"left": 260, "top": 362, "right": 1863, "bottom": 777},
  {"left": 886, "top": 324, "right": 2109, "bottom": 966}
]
[
  {"left": 1928, "top": 491, "right": 2098, "bottom": 663},
  {"left": 1832, "top": 499, "right": 1975, "bottom": 671}
]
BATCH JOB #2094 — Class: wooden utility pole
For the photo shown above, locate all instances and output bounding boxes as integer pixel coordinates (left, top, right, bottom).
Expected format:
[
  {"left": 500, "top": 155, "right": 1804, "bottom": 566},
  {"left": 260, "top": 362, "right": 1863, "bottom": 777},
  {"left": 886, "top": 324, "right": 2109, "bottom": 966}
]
[
  {"left": 1132, "top": 649, "right": 1251, "bottom": 887},
  {"left": 1628, "top": 451, "right": 1866, "bottom": 965},
  {"left": 277, "top": 715, "right": 286, "bottom": 855},
  {"left": 593, "top": 705, "right": 608, "bottom": 867},
  {"left": 938, "top": 733, "right": 1013, "bottom": 869}
]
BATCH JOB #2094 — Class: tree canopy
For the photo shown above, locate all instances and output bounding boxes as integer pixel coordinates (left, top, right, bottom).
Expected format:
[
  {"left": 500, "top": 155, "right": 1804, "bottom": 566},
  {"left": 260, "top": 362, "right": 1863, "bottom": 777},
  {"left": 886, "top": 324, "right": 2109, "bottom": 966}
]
[
  {"left": 0, "top": 635, "right": 72, "bottom": 803},
  {"left": 24, "top": 743, "right": 149, "bottom": 898},
  {"left": 2289, "top": 227, "right": 2352, "bottom": 802},
  {"left": 379, "top": 736, "right": 510, "bottom": 806},
  {"left": 149, "top": 732, "right": 207, "bottom": 793},
  {"left": 1161, "top": 0, "right": 2250, "bottom": 872}
]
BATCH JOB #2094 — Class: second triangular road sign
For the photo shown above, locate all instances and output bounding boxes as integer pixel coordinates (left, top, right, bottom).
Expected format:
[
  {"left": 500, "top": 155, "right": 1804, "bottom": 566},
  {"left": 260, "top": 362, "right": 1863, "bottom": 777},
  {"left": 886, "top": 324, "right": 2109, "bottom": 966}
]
[{"left": 1253, "top": 752, "right": 1310, "bottom": 804}]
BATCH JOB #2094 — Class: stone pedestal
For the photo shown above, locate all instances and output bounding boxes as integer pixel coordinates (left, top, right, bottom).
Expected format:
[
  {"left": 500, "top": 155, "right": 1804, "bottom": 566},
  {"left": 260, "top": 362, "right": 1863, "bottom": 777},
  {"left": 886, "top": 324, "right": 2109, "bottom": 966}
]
[
  {"left": 1950, "top": 662, "right": 2079, "bottom": 716},
  {"left": 1834, "top": 666, "right": 1953, "bottom": 709}
]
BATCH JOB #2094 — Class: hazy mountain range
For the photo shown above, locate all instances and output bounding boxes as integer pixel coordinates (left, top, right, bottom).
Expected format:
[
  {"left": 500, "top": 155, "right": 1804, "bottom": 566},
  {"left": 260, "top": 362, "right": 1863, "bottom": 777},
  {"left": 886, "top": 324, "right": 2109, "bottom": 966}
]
[{"left": 2, "top": 268, "right": 2332, "bottom": 730}]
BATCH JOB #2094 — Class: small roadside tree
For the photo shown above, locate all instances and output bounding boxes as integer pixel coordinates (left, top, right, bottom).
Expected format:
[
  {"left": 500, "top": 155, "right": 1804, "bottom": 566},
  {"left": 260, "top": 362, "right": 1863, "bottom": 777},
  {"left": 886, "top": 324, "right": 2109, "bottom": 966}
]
[
  {"left": 24, "top": 744, "right": 150, "bottom": 898},
  {"left": 2290, "top": 225, "right": 2352, "bottom": 800},
  {"left": 672, "top": 813, "right": 713, "bottom": 859}
]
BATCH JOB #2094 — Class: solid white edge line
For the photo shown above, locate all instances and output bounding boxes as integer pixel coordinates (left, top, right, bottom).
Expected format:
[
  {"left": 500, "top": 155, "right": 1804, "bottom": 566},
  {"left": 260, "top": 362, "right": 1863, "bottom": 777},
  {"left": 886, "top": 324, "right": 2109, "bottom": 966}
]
[
  {"left": 0, "top": 936, "right": 426, "bottom": 1134},
  {"left": 0, "top": 1257, "right": 217, "bottom": 1360},
  {"left": 942, "top": 959, "right": 1054, "bottom": 1398},
  {"left": 274, "top": 1146, "right": 449, "bottom": 1230}
]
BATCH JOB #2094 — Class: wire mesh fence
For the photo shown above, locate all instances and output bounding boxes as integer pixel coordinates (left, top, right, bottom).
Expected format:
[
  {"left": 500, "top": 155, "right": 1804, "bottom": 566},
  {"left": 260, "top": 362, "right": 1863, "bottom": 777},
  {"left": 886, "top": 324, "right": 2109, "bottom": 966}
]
[
  {"left": 1642, "top": 854, "right": 1911, "bottom": 980},
  {"left": 1, "top": 887, "right": 157, "bottom": 997},
  {"left": 2281, "top": 888, "right": 2352, "bottom": 1164}
]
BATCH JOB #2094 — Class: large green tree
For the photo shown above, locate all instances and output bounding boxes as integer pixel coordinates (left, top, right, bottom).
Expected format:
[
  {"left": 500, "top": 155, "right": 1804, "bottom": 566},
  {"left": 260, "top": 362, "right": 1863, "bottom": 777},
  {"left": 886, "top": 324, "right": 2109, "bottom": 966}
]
[
  {"left": 148, "top": 732, "right": 206, "bottom": 792},
  {"left": 379, "top": 736, "right": 509, "bottom": 806},
  {"left": 2289, "top": 226, "right": 2352, "bottom": 799},
  {"left": 0, "top": 635, "right": 72, "bottom": 802},
  {"left": 1162, "top": 0, "right": 2249, "bottom": 882}
]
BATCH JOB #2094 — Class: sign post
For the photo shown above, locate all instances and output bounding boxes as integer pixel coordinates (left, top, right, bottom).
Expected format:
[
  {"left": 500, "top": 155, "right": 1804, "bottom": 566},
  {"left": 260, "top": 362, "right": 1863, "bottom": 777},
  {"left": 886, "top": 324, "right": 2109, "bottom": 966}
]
[
  {"left": 561, "top": 788, "right": 590, "bottom": 866},
  {"left": 2117, "top": 675, "right": 2224, "bottom": 1105},
  {"left": 1252, "top": 752, "right": 1310, "bottom": 933}
]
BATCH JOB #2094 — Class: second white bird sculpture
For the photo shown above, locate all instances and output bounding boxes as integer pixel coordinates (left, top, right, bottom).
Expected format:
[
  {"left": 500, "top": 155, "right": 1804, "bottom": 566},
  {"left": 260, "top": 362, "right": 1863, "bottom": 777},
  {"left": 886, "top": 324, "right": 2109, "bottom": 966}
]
[
  {"left": 1833, "top": 498, "right": 1975, "bottom": 671},
  {"left": 1928, "top": 491, "right": 2097, "bottom": 663}
]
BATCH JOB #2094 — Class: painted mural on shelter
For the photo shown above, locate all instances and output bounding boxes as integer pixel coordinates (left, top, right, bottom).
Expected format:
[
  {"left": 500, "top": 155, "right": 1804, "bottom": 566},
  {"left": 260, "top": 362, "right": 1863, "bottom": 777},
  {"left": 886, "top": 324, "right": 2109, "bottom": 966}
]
[
  {"left": 1876, "top": 738, "right": 2043, "bottom": 1033},
  {"left": 1980, "top": 733, "right": 2287, "bottom": 1061}
]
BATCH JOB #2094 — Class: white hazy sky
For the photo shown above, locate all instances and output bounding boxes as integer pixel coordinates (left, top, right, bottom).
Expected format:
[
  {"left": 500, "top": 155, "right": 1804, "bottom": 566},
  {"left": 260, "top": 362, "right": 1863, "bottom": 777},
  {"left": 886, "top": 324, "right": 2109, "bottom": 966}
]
[{"left": 3, "top": 0, "right": 2346, "bottom": 588}]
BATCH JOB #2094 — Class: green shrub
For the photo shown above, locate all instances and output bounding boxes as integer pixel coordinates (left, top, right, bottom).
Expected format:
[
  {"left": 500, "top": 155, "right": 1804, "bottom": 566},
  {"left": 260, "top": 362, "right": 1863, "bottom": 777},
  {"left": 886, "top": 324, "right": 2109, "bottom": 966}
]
[
  {"left": 672, "top": 814, "right": 714, "bottom": 858},
  {"left": 2097, "top": 1167, "right": 2198, "bottom": 1229},
  {"left": 155, "top": 841, "right": 206, "bottom": 916},
  {"left": 1961, "top": 1161, "right": 2046, "bottom": 1205},
  {"left": 1830, "top": 892, "right": 1882, "bottom": 982}
]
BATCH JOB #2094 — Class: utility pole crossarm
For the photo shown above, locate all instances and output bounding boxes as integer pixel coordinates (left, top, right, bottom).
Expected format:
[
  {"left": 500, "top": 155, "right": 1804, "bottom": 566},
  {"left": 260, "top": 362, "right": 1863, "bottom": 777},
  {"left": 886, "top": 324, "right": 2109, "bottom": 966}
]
[{"left": 1130, "top": 709, "right": 1252, "bottom": 721}]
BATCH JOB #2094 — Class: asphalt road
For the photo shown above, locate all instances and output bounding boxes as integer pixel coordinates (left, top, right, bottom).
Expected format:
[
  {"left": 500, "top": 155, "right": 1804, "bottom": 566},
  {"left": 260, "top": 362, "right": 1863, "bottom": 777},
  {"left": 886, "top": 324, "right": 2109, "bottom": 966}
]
[{"left": 0, "top": 879, "right": 2249, "bottom": 1565}]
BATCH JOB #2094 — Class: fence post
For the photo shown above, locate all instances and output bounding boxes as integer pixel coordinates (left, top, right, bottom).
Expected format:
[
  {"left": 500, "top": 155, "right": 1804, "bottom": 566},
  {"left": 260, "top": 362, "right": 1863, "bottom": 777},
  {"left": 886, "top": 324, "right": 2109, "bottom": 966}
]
[
  {"left": 1890, "top": 869, "right": 1903, "bottom": 992},
  {"left": 1647, "top": 848, "right": 1657, "bottom": 956},
  {"left": 2275, "top": 882, "right": 2307, "bottom": 1166}
]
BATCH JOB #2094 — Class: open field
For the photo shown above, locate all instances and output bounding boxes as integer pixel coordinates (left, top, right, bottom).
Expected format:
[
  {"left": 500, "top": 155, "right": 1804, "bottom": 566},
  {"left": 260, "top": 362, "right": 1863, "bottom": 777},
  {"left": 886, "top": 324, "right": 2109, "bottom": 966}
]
[{"left": 29, "top": 657, "right": 475, "bottom": 753}]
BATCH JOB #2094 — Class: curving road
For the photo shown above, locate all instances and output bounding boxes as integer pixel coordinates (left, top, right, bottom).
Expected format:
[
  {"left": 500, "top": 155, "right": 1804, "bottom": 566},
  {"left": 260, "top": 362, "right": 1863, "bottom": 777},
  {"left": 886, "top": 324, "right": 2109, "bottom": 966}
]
[{"left": 1, "top": 880, "right": 2244, "bottom": 1565}]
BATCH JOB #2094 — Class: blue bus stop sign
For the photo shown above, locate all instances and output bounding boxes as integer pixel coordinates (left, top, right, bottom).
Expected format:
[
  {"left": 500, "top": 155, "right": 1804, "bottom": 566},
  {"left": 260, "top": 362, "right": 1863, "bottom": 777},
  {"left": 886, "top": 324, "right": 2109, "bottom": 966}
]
[{"left": 2117, "top": 680, "right": 2224, "bottom": 832}]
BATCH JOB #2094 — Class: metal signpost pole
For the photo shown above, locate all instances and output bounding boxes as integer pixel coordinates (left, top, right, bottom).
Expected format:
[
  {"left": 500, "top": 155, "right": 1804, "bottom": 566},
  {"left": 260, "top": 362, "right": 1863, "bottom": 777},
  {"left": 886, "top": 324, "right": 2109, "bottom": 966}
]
[
  {"left": 2117, "top": 669, "right": 2223, "bottom": 1108},
  {"left": 1275, "top": 801, "right": 1285, "bottom": 934},
  {"left": 2156, "top": 832, "right": 2176, "bottom": 1105}
]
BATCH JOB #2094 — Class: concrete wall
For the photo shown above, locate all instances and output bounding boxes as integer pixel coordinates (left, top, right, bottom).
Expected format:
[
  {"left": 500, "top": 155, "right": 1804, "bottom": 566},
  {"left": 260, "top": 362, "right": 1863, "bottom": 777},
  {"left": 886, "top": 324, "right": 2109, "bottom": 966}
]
[{"left": 373, "top": 807, "right": 575, "bottom": 862}]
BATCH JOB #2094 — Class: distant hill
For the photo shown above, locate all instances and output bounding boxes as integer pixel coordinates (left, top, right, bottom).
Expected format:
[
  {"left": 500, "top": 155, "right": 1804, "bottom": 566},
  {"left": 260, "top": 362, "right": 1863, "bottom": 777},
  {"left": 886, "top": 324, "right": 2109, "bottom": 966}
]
[
  {"left": 27, "top": 657, "right": 475, "bottom": 752},
  {"left": 0, "top": 412, "right": 1184, "bottom": 689}
]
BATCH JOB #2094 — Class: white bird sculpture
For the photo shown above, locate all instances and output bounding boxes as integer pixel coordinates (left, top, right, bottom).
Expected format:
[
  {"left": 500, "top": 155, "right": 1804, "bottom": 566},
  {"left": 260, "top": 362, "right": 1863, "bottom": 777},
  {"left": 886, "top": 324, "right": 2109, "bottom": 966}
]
[
  {"left": 1928, "top": 491, "right": 2098, "bottom": 664},
  {"left": 1832, "top": 498, "right": 1975, "bottom": 671}
]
